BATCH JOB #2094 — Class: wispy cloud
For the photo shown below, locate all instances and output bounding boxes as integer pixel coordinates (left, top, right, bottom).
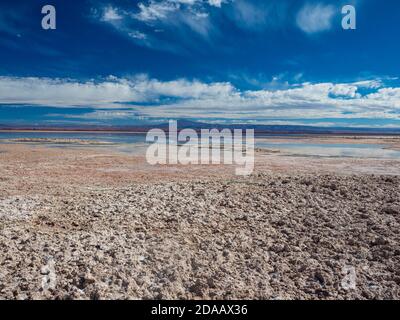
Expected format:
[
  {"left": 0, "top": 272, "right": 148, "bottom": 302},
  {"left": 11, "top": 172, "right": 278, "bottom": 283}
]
[
  {"left": 101, "top": 6, "right": 123, "bottom": 22},
  {"left": 129, "top": 30, "right": 147, "bottom": 40},
  {"left": 94, "top": 0, "right": 225, "bottom": 53},
  {"left": 135, "top": 0, "right": 178, "bottom": 22},
  {"left": 230, "top": 0, "right": 288, "bottom": 31},
  {"left": 296, "top": 3, "right": 336, "bottom": 34},
  {"left": 93, "top": 1, "right": 359, "bottom": 53}
]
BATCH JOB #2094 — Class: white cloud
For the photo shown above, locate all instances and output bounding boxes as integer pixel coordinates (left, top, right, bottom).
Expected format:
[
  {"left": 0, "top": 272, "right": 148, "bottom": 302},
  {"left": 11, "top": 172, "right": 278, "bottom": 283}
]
[
  {"left": 102, "top": 6, "right": 123, "bottom": 22},
  {"left": 48, "top": 110, "right": 147, "bottom": 121},
  {"left": 0, "top": 77, "right": 139, "bottom": 106},
  {"left": 352, "top": 80, "right": 383, "bottom": 89},
  {"left": 129, "top": 30, "right": 147, "bottom": 40},
  {"left": 135, "top": 1, "right": 178, "bottom": 22},
  {"left": 0, "top": 76, "right": 234, "bottom": 106},
  {"left": 208, "top": 0, "right": 223, "bottom": 8},
  {"left": 296, "top": 4, "right": 336, "bottom": 34},
  {"left": 1, "top": 75, "right": 399, "bottom": 124},
  {"left": 329, "top": 83, "right": 359, "bottom": 98},
  {"left": 134, "top": 0, "right": 223, "bottom": 23}
]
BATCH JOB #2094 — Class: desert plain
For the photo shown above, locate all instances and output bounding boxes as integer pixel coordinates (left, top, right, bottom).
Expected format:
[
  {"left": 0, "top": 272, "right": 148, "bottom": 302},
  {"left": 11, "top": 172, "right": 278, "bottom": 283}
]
[{"left": 0, "top": 135, "right": 399, "bottom": 300}]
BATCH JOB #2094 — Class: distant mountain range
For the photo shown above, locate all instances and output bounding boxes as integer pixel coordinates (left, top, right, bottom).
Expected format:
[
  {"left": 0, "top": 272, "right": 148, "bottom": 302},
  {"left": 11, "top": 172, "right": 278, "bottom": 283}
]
[{"left": 1, "top": 120, "right": 400, "bottom": 135}]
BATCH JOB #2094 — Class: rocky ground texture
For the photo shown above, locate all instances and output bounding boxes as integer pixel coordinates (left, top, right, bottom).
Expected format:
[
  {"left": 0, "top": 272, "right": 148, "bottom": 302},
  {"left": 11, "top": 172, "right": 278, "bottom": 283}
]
[{"left": 1, "top": 172, "right": 399, "bottom": 300}]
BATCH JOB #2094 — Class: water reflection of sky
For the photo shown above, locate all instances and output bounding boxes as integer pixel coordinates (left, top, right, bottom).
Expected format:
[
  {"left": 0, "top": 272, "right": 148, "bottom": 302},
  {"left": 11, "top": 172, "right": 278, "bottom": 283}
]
[
  {"left": 257, "top": 142, "right": 400, "bottom": 159},
  {"left": 1, "top": 132, "right": 400, "bottom": 159},
  {"left": 0, "top": 132, "right": 147, "bottom": 144}
]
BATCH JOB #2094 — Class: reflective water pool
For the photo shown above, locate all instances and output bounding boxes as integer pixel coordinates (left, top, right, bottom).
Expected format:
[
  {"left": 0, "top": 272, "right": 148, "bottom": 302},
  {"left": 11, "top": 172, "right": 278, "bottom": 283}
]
[
  {"left": 1, "top": 132, "right": 400, "bottom": 159},
  {"left": 257, "top": 142, "right": 400, "bottom": 159}
]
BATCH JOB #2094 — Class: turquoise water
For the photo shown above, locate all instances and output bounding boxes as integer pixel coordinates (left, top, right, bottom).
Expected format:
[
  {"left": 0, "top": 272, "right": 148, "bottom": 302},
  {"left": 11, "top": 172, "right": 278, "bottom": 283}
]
[{"left": 1, "top": 131, "right": 400, "bottom": 159}]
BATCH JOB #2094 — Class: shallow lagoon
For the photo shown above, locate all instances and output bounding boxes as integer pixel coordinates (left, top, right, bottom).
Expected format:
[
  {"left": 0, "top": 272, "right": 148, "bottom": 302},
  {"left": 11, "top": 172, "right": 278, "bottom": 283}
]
[
  {"left": 1, "top": 131, "right": 400, "bottom": 159},
  {"left": 257, "top": 141, "right": 400, "bottom": 159}
]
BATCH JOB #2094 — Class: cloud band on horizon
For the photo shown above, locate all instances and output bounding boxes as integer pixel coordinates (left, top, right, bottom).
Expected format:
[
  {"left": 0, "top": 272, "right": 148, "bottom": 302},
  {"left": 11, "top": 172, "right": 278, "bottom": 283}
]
[{"left": 0, "top": 75, "right": 399, "bottom": 128}]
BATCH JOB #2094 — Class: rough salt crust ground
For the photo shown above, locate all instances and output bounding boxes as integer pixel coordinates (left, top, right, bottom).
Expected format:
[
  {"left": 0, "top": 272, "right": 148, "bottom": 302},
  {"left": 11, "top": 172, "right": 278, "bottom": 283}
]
[{"left": 0, "top": 142, "right": 399, "bottom": 300}]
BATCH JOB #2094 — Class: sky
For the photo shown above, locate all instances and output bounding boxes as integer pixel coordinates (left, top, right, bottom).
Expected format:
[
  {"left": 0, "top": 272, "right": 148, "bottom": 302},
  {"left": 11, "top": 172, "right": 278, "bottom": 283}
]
[{"left": 0, "top": 0, "right": 400, "bottom": 128}]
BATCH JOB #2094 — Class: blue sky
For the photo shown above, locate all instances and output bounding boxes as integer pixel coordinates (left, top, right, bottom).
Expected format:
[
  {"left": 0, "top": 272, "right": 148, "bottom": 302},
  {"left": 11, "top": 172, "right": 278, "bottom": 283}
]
[{"left": 0, "top": 0, "right": 400, "bottom": 128}]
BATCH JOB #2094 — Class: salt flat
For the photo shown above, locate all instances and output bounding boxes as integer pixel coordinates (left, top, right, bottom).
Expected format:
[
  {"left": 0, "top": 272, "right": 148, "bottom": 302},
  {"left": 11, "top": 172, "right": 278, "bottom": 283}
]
[{"left": 0, "top": 141, "right": 399, "bottom": 299}]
